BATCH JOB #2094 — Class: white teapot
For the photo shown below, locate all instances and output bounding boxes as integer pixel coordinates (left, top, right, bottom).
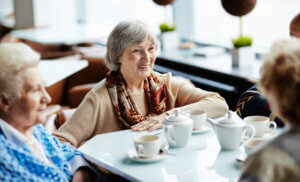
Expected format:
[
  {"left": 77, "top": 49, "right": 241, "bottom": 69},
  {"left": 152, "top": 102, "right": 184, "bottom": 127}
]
[
  {"left": 207, "top": 111, "right": 256, "bottom": 150},
  {"left": 163, "top": 109, "right": 193, "bottom": 147}
]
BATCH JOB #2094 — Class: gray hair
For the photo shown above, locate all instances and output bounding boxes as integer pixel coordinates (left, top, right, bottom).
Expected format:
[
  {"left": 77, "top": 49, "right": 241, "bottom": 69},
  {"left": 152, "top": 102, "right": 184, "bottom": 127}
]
[
  {"left": 259, "top": 38, "right": 300, "bottom": 124},
  {"left": 105, "top": 20, "right": 159, "bottom": 71},
  {"left": 0, "top": 43, "right": 40, "bottom": 98}
]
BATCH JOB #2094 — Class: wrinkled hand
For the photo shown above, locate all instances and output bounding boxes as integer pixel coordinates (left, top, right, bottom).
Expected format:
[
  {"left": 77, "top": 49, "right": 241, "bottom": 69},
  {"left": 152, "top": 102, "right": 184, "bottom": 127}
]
[{"left": 131, "top": 116, "right": 163, "bottom": 132}]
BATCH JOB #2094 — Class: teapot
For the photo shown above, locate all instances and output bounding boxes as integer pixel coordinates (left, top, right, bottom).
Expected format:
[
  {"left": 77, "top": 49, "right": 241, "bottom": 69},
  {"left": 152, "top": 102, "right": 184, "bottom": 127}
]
[
  {"left": 207, "top": 111, "right": 256, "bottom": 150},
  {"left": 163, "top": 109, "right": 193, "bottom": 147}
]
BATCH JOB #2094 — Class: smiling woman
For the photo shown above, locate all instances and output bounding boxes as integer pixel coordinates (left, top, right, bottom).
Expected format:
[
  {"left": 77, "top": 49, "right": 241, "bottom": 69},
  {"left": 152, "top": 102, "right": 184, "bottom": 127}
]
[{"left": 53, "top": 20, "right": 229, "bottom": 148}]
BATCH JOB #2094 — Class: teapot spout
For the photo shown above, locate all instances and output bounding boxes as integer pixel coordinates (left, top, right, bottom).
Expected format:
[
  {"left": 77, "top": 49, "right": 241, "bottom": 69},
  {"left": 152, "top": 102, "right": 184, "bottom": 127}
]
[{"left": 207, "top": 118, "right": 216, "bottom": 131}]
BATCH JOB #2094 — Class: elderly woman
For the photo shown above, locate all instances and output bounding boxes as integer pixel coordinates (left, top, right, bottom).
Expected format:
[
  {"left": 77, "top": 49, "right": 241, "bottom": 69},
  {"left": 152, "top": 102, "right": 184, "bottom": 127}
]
[
  {"left": 239, "top": 38, "right": 300, "bottom": 181},
  {"left": 0, "top": 43, "right": 103, "bottom": 181},
  {"left": 54, "top": 20, "right": 228, "bottom": 147}
]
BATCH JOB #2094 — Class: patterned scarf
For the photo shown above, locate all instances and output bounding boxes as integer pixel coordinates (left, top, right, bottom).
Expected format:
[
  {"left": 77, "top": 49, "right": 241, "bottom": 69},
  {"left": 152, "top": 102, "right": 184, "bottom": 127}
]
[{"left": 106, "top": 70, "right": 167, "bottom": 129}]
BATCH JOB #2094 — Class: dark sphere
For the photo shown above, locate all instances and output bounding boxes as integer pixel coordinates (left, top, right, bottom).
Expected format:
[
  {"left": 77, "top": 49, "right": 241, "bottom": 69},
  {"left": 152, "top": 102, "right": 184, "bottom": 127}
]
[
  {"left": 221, "top": 0, "right": 256, "bottom": 17},
  {"left": 153, "top": 0, "right": 175, "bottom": 6},
  {"left": 290, "top": 13, "right": 300, "bottom": 37}
]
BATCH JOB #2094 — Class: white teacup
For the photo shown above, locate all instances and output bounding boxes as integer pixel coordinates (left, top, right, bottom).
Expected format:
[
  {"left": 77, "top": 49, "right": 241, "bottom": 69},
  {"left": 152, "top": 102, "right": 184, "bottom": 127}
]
[
  {"left": 244, "top": 138, "right": 265, "bottom": 155},
  {"left": 244, "top": 116, "right": 277, "bottom": 137},
  {"left": 184, "top": 110, "right": 207, "bottom": 130},
  {"left": 134, "top": 135, "right": 161, "bottom": 158}
]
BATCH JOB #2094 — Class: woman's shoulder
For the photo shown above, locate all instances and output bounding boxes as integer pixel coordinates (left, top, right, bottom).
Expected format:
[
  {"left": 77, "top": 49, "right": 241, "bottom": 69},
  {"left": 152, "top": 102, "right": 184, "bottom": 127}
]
[
  {"left": 83, "top": 78, "right": 112, "bottom": 106},
  {"left": 248, "top": 132, "right": 300, "bottom": 167},
  {"left": 243, "top": 143, "right": 300, "bottom": 181},
  {"left": 152, "top": 71, "right": 171, "bottom": 80},
  {"left": 33, "top": 125, "right": 59, "bottom": 144},
  {"left": 91, "top": 78, "right": 108, "bottom": 93},
  {"left": 86, "top": 79, "right": 109, "bottom": 99}
]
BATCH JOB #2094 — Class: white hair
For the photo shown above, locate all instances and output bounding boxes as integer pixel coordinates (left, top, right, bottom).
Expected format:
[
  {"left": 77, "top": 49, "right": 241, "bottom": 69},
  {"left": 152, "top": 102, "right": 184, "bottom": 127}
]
[
  {"left": 105, "top": 20, "right": 159, "bottom": 71},
  {"left": 0, "top": 43, "right": 40, "bottom": 98}
]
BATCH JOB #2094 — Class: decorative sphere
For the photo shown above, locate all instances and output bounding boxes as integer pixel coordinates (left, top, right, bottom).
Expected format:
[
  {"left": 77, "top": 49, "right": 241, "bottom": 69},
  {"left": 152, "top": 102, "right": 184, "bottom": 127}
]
[
  {"left": 221, "top": 0, "right": 256, "bottom": 17},
  {"left": 290, "top": 13, "right": 300, "bottom": 37},
  {"left": 153, "top": 0, "right": 175, "bottom": 6}
]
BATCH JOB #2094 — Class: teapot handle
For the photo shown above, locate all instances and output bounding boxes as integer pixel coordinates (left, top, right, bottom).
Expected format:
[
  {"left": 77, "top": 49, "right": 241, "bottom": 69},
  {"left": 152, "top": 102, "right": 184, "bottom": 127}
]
[
  {"left": 164, "top": 125, "right": 176, "bottom": 146},
  {"left": 136, "top": 144, "right": 144, "bottom": 157},
  {"left": 241, "top": 125, "right": 256, "bottom": 143}
]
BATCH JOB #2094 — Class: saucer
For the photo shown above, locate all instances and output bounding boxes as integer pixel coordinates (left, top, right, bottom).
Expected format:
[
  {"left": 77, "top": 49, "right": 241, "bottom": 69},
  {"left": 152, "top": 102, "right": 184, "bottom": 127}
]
[
  {"left": 192, "top": 123, "right": 212, "bottom": 134},
  {"left": 254, "top": 131, "right": 277, "bottom": 139},
  {"left": 126, "top": 148, "right": 167, "bottom": 163}
]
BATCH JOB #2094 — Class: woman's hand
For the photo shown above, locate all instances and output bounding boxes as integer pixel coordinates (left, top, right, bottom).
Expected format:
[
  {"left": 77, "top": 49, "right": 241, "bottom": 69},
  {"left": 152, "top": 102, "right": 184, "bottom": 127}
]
[{"left": 131, "top": 114, "right": 166, "bottom": 132}]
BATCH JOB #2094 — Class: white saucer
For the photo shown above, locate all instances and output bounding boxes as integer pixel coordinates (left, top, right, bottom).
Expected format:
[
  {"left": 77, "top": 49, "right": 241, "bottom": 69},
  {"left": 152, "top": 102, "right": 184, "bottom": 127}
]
[
  {"left": 126, "top": 148, "right": 167, "bottom": 163},
  {"left": 192, "top": 123, "right": 212, "bottom": 134},
  {"left": 254, "top": 131, "right": 277, "bottom": 139}
]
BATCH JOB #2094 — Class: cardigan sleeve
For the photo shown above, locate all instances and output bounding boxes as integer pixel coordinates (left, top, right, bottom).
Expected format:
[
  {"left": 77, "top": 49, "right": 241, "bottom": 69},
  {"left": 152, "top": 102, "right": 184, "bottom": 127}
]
[
  {"left": 164, "top": 73, "right": 229, "bottom": 118},
  {"left": 53, "top": 90, "right": 101, "bottom": 148}
]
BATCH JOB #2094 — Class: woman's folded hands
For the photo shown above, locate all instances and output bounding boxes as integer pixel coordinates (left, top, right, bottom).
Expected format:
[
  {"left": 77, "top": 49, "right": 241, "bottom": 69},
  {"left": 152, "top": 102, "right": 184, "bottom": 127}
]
[{"left": 131, "top": 113, "right": 167, "bottom": 132}]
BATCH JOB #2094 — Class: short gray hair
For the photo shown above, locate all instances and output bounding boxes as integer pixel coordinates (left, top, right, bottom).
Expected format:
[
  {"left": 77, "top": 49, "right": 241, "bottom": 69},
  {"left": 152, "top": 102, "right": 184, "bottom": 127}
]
[
  {"left": 105, "top": 20, "right": 159, "bottom": 71},
  {"left": 0, "top": 43, "right": 40, "bottom": 98}
]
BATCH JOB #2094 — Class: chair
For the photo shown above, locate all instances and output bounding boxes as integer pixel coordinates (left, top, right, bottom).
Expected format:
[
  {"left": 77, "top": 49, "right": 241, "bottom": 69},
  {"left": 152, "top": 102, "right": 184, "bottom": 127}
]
[{"left": 65, "top": 45, "right": 109, "bottom": 108}]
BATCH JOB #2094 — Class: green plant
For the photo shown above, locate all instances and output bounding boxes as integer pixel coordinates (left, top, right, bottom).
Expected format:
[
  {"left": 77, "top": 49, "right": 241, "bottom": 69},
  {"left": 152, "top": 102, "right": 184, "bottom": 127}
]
[
  {"left": 231, "top": 16, "right": 252, "bottom": 48},
  {"left": 232, "top": 36, "right": 252, "bottom": 48},
  {"left": 159, "top": 23, "right": 176, "bottom": 33}
]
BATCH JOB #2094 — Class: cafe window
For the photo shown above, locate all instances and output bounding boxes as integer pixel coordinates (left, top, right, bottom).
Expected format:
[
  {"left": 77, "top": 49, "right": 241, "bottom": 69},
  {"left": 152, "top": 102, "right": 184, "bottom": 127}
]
[
  {"left": 189, "top": 0, "right": 300, "bottom": 50},
  {"left": 77, "top": 0, "right": 299, "bottom": 51},
  {"left": 77, "top": 0, "right": 172, "bottom": 34}
]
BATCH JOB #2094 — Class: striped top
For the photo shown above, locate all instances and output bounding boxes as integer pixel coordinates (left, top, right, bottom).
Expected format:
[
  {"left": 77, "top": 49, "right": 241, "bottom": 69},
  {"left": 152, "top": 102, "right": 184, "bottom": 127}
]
[{"left": 236, "top": 85, "right": 284, "bottom": 127}]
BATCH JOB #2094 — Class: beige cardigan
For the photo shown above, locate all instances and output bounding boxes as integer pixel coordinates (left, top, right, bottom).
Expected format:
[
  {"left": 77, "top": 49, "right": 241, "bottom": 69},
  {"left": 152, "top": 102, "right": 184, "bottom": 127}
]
[{"left": 53, "top": 72, "right": 228, "bottom": 147}]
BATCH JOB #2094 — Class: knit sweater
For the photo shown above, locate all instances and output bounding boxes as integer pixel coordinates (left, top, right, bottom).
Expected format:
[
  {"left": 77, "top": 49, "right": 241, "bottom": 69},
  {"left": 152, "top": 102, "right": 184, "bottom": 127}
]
[
  {"left": 0, "top": 124, "right": 81, "bottom": 182},
  {"left": 236, "top": 85, "right": 284, "bottom": 127}
]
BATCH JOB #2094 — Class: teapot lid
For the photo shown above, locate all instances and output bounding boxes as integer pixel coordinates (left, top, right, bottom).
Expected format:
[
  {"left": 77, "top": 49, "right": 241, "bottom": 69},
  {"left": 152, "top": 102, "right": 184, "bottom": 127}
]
[
  {"left": 218, "top": 111, "right": 241, "bottom": 125},
  {"left": 166, "top": 109, "right": 188, "bottom": 122}
]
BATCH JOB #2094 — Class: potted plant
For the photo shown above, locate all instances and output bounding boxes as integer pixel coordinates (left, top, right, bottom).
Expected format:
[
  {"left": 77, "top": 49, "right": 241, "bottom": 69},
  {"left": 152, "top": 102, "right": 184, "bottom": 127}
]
[
  {"left": 153, "top": 0, "right": 178, "bottom": 51},
  {"left": 230, "top": 17, "right": 254, "bottom": 67},
  {"left": 159, "top": 23, "right": 176, "bottom": 33},
  {"left": 158, "top": 22, "right": 179, "bottom": 51},
  {"left": 221, "top": 0, "right": 257, "bottom": 67}
]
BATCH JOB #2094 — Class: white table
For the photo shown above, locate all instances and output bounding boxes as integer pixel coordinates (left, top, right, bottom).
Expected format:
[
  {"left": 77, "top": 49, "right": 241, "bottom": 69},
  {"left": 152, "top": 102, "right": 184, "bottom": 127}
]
[
  {"left": 79, "top": 116, "right": 244, "bottom": 182},
  {"left": 38, "top": 59, "right": 88, "bottom": 87},
  {"left": 11, "top": 24, "right": 109, "bottom": 45}
]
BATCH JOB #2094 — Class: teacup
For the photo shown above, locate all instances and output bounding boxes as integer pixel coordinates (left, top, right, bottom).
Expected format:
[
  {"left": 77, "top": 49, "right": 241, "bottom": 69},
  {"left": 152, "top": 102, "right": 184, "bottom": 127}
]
[
  {"left": 244, "top": 116, "right": 277, "bottom": 137},
  {"left": 134, "top": 135, "right": 161, "bottom": 158},
  {"left": 184, "top": 110, "right": 207, "bottom": 130},
  {"left": 244, "top": 138, "right": 265, "bottom": 155}
]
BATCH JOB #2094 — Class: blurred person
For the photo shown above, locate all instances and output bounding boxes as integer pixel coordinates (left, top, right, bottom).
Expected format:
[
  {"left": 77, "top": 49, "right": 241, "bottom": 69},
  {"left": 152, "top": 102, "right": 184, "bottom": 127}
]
[
  {"left": 239, "top": 38, "right": 300, "bottom": 181},
  {"left": 0, "top": 43, "right": 104, "bottom": 182},
  {"left": 236, "top": 12, "right": 300, "bottom": 127},
  {"left": 53, "top": 20, "right": 228, "bottom": 147}
]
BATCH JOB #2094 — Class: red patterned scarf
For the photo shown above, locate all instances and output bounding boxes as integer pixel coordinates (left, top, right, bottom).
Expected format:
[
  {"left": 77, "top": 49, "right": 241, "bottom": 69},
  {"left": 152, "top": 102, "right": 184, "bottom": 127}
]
[{"left": 106, "top": 70, "right": 166, "bottom": 129}]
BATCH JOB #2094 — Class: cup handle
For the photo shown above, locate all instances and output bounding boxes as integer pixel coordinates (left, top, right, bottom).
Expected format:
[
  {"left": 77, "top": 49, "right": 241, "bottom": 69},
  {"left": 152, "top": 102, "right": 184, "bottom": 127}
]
[
  {"left": 136, "top": 144, "right": 144, "bottom": 157},
  {"left": 241, "top": 125, "right": 256, "bottom": 143},
  {"left": 268, "top": 121, "right": 277, "bottom": 134},
  {"left": 164, "top": 125, "right": 176, "bottom": 146}
]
